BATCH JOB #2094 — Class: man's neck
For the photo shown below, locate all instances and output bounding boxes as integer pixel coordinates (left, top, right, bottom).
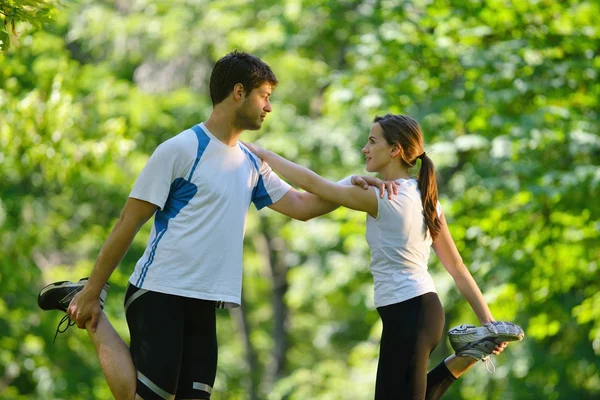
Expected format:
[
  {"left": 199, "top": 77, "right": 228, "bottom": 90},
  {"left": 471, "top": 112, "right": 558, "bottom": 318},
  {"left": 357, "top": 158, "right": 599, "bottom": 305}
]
[{"left": 204, "top": 110, "right": 243, "bottom": 147}]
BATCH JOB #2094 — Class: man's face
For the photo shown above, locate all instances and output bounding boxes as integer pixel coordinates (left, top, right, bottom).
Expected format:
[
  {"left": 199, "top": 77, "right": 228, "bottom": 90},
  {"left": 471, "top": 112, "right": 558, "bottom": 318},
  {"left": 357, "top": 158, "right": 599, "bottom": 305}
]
[{"left": 234, "top": 83, "right": 273, "bottom": 131}]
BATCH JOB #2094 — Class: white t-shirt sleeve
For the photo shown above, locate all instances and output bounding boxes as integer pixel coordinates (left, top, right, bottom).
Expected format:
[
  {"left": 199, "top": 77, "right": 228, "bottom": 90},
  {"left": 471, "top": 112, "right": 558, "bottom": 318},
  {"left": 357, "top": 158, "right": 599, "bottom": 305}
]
[
  {"left": 436, "top": 201, "right": 443, "bottom": 217},
  {"left": 129, "top": 141, "right": 184, "bottom": 209},
  {"left": 252, "top": 160, "right": 292, "bottom": 210},
  {"left": 337, "top": 175, "right": 354, "bottom": 185}
]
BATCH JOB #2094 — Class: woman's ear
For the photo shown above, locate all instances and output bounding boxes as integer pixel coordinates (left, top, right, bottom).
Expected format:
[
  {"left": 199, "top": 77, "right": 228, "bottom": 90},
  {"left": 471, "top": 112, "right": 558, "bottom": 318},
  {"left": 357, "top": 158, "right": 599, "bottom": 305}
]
[{"left": 390, "top": 144, "right": 402, "bottom": 158}]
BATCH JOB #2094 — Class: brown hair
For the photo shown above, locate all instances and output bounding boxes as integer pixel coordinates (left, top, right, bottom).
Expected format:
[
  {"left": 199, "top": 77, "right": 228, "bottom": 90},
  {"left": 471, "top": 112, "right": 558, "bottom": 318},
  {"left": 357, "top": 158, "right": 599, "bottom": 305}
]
[
  {"left": 209, "top": 50, "right": 278, "bottom": 106},
  {"left": 373, "top": 114, "right": 442, "bottom": 241}
]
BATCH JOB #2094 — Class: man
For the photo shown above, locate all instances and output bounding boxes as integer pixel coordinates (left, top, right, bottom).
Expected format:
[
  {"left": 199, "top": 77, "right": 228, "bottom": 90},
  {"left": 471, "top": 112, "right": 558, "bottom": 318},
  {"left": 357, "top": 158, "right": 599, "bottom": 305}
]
[{"left": 38, "top": 51, "right": 395, "bottom": 400}]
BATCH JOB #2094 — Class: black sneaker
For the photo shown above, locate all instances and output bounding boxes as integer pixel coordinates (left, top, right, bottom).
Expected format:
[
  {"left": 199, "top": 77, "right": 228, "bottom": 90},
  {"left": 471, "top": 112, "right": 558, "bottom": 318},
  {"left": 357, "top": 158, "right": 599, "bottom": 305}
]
[{"left": 38, "top": 278, "right": 110, "bottom": 342}]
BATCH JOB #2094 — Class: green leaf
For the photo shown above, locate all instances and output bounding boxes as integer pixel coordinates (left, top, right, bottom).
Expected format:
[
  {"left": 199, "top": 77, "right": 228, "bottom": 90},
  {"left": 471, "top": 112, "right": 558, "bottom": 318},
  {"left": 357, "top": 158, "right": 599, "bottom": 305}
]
[{"left": 0, "top": 30, "right": 9, "bottom": 51}]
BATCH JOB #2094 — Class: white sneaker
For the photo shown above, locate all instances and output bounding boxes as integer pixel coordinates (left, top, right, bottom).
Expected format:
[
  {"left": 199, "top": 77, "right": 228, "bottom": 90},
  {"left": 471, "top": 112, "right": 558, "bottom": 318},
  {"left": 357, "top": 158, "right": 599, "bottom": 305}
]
[{"left": 448, "top": 321, "right": 525, "bottom": 372}]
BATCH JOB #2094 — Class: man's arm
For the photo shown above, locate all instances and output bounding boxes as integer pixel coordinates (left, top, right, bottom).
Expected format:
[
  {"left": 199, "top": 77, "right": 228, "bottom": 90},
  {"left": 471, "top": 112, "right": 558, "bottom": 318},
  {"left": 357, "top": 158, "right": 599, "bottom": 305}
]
[
  {"left": 268, "top": 188, "right": 339, "bottom": 221},
  {"left": 67, "top": 197, "right": 158, "bottom": 330},
  {"left": 268, "top": 176, "right": 398, "bottom": 221},
  {"left": 249, "top": 146, "right": 379, "bottom": 216}
]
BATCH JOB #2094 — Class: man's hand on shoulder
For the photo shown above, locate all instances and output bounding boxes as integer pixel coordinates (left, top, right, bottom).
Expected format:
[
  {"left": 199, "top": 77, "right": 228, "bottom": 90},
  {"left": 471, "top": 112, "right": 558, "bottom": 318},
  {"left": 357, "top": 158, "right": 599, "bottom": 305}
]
[{"left": 351, "top": 175, "right": 399, "bottom": 199}]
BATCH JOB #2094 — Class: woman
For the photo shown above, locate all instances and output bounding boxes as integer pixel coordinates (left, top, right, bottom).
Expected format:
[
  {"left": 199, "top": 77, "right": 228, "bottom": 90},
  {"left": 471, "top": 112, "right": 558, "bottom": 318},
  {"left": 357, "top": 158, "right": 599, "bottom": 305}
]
[{"left": 245, "top": 114, "right": 523, "bottom": 399}]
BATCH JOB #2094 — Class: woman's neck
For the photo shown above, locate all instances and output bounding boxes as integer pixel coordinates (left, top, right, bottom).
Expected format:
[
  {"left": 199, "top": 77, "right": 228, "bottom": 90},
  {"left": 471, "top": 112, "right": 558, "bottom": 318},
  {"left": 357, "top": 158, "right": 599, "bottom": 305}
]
[{"left": 378, "top": 165, "right": 411, "bottom": 181}]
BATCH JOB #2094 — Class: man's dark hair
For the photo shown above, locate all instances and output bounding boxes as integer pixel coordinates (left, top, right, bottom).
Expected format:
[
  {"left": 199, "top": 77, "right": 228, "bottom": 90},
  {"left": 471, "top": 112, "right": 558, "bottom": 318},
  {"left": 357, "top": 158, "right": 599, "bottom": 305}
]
[{"left": 209, "top": 50, "right": 278, "bottom": 106}]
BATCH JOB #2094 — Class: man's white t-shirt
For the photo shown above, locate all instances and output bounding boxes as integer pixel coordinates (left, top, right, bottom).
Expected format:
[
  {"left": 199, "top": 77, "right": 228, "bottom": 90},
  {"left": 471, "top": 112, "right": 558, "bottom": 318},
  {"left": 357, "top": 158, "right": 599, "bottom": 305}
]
[
  {"left": 128, "top": 123, "right": 291, "bottom": 307},
  {"left": 366, "top": 178, "right": 442, "bottom": 308}
]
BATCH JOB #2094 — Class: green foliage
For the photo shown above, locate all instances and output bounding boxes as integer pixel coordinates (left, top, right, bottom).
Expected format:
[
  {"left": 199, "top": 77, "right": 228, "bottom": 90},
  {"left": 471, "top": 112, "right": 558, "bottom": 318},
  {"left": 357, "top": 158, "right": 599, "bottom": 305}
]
[
  {"left": 0, "top": 0, "right": 58, "bottom": 51},
  {"left": 1, "top": 0, "right": 599, "bottom": 399}
]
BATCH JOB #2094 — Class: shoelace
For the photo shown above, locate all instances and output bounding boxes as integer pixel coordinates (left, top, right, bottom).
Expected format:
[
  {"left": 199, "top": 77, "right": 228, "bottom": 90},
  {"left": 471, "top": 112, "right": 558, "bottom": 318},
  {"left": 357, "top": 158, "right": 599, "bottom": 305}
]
[
  {"left": 53, "top": 314, "right": 76, "bottom": 343},
  {"left": 482, "top": 355, "right": 496, "bottom": 373}
]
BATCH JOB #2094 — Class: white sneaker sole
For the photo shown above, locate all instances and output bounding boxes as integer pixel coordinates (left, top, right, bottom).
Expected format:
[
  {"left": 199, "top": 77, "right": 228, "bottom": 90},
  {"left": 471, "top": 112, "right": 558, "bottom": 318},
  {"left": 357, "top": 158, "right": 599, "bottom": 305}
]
[{"left": 448, "top": 321, "right": 524, "bottom": 351}]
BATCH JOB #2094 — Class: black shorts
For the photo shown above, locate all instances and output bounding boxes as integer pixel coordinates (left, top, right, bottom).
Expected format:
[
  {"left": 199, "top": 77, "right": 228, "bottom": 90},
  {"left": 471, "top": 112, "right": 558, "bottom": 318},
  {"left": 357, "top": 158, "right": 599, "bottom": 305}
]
[{"left": 124, "top": 283, "right": 218, "bottom": 400}]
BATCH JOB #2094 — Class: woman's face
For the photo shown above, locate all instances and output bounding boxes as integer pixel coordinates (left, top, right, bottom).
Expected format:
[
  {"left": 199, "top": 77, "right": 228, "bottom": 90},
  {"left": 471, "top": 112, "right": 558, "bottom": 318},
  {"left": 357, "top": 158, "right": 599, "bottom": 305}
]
[{"left": 362, "top": 123, "right": 394, "bottom": 173}]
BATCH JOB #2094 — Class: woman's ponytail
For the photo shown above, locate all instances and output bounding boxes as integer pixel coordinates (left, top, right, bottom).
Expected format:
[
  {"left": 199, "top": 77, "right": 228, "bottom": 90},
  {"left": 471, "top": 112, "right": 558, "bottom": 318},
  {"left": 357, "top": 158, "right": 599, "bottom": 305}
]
[
  {"left": 417, "top": 153, "right": 441, "bottom": 241},
  {"left": 374, "top": 114, "right": 442, "bottom": 241}
]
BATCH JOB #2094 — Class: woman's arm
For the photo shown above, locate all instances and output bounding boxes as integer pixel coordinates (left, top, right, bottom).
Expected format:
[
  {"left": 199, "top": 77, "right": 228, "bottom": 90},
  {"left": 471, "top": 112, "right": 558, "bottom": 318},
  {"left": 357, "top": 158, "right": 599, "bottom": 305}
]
[
  {"left": 247, "top": 143, "right": 379, "bottom": 217},
  {"left": 269, "top": 176, "right": 398, "bottom": 221},
  {"left": 432, "top": 213, "right": 495, "bottom": 324}
]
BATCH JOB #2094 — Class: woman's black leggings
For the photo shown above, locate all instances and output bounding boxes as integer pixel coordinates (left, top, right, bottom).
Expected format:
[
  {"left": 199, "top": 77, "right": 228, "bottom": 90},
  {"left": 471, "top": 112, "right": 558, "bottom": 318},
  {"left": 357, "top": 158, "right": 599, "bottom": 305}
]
[{"left": 375, "top": 292, "right": 457, "bottom": 400}]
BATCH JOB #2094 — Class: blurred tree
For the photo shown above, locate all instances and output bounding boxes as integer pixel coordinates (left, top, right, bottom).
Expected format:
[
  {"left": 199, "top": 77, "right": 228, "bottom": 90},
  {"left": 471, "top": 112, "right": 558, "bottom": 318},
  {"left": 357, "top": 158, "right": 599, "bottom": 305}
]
[
  {"left": 0, "top": 0, "right": 58, "bottom": 51},
  {"left": 1, "top": 0, "right": 598, "bottom": 399}
]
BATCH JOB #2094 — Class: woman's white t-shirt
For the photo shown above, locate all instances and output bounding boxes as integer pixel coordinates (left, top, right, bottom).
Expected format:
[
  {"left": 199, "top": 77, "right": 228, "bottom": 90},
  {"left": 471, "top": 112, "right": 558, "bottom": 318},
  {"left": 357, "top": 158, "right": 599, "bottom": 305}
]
[{"left": 366, "top": 178, "right": 442, "bottom": 308}]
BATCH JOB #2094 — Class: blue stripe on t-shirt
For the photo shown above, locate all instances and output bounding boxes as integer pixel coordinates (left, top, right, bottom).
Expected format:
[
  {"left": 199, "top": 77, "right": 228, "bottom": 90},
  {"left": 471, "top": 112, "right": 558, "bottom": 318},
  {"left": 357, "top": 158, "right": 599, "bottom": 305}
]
[
  {"left": 252, "top": 175, "right": 272, "bottom": 210},
  {"left": 240, "top": 146, "right": 274, "bottom": 210},
  {"left": 240, "top": 146, "right": 259, "bottom": 172},
  {"left": 136, "top": 126, "right": 210, "bottom": 287},
  {"left": 189, "top": 125, "right": 211, "bottom": 180}
]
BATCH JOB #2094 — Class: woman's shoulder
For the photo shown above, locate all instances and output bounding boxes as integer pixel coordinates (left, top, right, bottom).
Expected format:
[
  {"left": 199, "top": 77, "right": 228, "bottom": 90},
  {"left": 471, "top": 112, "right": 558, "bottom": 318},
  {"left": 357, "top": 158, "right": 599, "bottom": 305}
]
[{"left": 395, "top": 178, "right": 420, "bottom": 197}]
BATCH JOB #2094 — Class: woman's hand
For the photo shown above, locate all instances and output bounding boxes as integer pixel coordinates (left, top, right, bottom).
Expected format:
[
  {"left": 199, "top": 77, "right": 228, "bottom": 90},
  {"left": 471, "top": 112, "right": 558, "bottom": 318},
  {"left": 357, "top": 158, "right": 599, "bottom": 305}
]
[
  {"left": 491, "top": 341, "right": 508, "bottom": 356},
  {"left": 482, "top": 321, "right": 511, "bottom": 355},
  {"left": 242, "top": 141, "right": 268, "bottom": 160}
]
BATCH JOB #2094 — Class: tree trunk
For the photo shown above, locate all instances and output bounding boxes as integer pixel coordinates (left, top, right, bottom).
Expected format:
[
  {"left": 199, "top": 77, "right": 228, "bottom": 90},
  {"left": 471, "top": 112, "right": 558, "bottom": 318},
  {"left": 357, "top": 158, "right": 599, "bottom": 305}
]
[
  {"left": 256, "top": 215, "right": 289, "bottom": 394},
  {"left": 230, "top": 300, "right": 259, "bottom": 400}
]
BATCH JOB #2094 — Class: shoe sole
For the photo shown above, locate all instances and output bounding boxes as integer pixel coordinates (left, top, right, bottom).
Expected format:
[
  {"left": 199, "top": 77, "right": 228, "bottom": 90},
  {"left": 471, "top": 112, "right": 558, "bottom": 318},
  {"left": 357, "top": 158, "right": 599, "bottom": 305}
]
[
  {"left": 448, "top": 323, "right": 524, "bottom": 350},
  {"left": 38, "top": 281, "right": 85, "bottom": 311},
  {"left": 38, "top": 279, "right": 109, "bottom": 311}
]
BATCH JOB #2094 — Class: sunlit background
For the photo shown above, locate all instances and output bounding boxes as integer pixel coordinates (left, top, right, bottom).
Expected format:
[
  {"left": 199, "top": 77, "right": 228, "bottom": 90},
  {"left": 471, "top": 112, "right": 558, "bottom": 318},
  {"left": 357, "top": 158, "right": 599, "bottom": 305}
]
[{"left": 1, "top": 0, "right": 599, "bottom": 399}]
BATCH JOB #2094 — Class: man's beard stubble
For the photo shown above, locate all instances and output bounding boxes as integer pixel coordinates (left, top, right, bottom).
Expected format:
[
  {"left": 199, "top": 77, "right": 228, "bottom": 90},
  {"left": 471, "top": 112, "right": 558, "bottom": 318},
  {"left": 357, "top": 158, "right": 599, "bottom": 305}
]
[{"left": 234, "top": 101, "right": 261, "bottom": 131}]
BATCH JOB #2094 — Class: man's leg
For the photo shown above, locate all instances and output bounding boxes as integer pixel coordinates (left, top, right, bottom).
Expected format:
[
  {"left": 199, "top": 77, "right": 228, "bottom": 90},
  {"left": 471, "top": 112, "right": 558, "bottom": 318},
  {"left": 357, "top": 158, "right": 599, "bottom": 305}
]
[
  {"left": 125, "top": 284, "right": 186, "bottom": 400},
  {"left": 85, "top": 312, "right": 137, "bottom": 400},
  {"left": 174, "top": 297, "right": 218, "bottom": 400},
  {"left": 38, "top": 279, "right": 137, "bottom": 400}
]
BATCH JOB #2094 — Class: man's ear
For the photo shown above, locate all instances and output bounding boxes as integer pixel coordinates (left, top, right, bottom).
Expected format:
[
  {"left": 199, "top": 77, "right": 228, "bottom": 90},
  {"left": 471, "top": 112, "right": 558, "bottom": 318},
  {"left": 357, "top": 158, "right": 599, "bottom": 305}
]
[{"left": 233, "top": 83, "right": 245, "bottom": 101}]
